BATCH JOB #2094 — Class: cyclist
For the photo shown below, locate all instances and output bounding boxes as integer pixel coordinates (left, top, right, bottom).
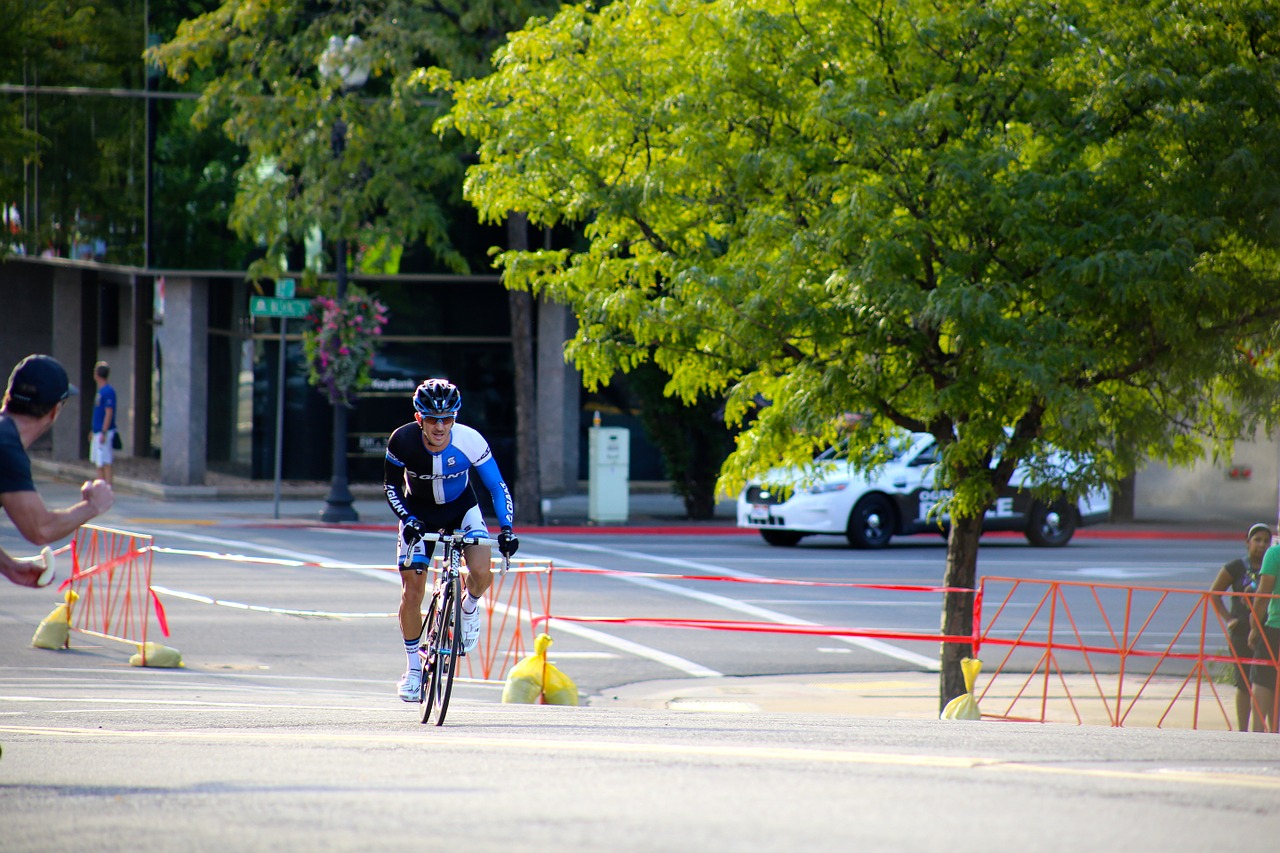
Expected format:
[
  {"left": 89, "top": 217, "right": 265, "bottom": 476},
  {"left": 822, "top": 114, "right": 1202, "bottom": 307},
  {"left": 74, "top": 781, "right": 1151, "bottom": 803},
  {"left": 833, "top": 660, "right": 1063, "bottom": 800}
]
[{"left": 384, "top": 378, "right": 519, "bottom": 702}]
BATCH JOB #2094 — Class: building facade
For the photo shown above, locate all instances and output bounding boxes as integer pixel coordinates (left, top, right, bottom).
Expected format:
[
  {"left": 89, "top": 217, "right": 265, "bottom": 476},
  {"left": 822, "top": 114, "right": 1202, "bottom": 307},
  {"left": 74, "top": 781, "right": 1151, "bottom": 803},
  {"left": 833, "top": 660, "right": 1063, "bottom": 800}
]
[{"left": 0, "top": 257, "right": 585, "bottom": 499}]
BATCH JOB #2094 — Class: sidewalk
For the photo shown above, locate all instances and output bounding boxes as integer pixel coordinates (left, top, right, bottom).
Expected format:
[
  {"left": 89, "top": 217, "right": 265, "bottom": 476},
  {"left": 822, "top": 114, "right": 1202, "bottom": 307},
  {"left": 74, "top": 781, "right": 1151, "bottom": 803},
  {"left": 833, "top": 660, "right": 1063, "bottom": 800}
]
[{"left": 591, "top": 670, "right": 1243, "bottom": 731}]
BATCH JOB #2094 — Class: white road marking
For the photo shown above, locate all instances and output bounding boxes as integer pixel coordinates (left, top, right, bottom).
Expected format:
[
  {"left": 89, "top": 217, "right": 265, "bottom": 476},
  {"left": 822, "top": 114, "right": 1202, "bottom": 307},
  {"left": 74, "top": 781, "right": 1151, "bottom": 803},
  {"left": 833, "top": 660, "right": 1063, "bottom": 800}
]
[
  {"left": 1072, "top": 567, "right": 1195, "bottom": 580},
  {"left": 528, "top": 536, "right": 940, "bottom": 671},
  {"left": 541, "top": 617, "right": 722, "bottom": 677},
  {"left": 146, "top": 529, "right": 388, "bottom": 582},
  {"left": 144, "top": 529, "right": 720, "bottom": 679},
  {"left": 150, "top": 585, "right": 395, "bottom": 619}
]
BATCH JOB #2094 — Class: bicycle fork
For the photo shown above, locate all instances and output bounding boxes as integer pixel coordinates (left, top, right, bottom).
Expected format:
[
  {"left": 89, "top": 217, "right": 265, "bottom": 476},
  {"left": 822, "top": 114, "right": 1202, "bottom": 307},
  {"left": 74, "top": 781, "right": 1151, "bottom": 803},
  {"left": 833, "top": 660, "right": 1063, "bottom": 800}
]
[{"left": 421, "top": 572, "right": 462, "bottom": 664}]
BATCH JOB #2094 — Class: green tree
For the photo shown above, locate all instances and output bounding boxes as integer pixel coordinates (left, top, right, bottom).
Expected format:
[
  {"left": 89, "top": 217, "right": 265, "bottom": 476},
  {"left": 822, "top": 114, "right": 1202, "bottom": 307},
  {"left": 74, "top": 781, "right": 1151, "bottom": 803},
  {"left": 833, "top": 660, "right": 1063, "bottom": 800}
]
[
  {"left": 0, "top": 0, "right": 149, "bottom": 259},
  {"left": 148, "top": 0, "right": 561, "bottom": 517},
  {"left": 146, "top": 0, "right": 563, "bottom": 277},
  {"left": 0, "top": 0, "right": 255, "bottom": 267},
  {"left": 441, "top": 0, "right": 1280, "bottom": 705}
]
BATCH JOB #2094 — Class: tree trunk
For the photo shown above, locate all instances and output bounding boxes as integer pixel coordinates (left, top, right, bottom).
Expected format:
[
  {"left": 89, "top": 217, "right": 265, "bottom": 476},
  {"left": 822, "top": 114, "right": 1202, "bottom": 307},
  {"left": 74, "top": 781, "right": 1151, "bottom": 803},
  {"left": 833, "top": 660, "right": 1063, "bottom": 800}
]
[
  {"left": 939, "top": 513, "right": 981, "bottom": 711},
  {"left": 680, "top": 420, "right": 718, "bottom": 519},
  {"left": 506, "top": 211, "right": 542, "bottom": 525},
  {"left": 1111, "top": 472, "right": 1135, "bottom": 522}
]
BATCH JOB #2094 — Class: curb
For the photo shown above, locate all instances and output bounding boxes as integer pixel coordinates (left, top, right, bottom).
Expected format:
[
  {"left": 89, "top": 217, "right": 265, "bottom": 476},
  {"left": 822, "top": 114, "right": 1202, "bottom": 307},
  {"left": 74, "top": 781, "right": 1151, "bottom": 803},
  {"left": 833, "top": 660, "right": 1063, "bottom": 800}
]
[{"left": 589, "top": 670, "right": 1239, "bottom": 729}]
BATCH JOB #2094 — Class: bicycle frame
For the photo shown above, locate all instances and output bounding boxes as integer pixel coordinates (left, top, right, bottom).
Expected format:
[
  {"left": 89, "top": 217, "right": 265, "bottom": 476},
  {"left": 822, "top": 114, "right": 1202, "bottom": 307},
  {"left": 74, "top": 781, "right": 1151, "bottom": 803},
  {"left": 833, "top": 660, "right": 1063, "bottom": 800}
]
[{"left": 404, "top": 530, "right": 507, "bottom": 726}]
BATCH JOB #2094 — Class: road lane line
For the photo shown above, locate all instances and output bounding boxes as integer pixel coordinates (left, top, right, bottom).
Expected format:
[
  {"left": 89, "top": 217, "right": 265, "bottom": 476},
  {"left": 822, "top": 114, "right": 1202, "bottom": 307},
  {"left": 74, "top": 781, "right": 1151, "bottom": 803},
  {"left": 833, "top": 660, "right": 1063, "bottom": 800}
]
[
  {"left": 143, "top": 529, "right": 389, "bottom": 582},
  {"left": 149, "top": 585, "right": 396, "bottom": 619},
  {"left": 141, "top": 529, "right": 719, "bottom": 679},
  {"left": 529, "top": 536, "right": 939, "bottom": 670},
  {"left": 539, "top": 617, "right": 722, "bottom": 677}
]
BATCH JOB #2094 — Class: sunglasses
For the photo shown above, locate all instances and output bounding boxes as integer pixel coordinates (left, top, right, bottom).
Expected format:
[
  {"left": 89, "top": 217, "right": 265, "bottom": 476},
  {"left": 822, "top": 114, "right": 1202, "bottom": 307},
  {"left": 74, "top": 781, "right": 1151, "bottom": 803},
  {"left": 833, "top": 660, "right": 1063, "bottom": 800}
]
[{"left": 420, "top": 415, "right": 455, "bottom": 426}]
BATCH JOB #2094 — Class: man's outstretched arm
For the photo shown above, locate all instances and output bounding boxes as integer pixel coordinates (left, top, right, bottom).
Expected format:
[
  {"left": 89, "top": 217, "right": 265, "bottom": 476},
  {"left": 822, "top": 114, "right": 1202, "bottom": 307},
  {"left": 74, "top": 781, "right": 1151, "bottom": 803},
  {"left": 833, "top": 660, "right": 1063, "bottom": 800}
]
[{"left": 1, "top": 480, "right": 113, "bottom": 546}]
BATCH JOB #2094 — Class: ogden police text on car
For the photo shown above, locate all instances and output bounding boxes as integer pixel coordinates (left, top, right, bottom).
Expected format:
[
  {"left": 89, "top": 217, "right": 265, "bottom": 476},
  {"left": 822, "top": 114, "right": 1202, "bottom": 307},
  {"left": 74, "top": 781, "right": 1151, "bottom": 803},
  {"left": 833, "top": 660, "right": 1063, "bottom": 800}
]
[{"left": 736, "top": 432, "right": 1111, "bottom": 548}]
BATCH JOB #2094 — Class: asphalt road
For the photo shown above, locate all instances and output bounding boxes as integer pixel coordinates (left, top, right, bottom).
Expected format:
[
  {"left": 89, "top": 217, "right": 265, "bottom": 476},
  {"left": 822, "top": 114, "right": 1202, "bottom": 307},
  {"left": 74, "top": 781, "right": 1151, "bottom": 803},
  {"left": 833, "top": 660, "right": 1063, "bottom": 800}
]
[
  {"left": 4, "top": 486, "right": 1280, "bottom": 851},
  {"left": 3, "top": 670, "right": 1279, "bottom": 852}
]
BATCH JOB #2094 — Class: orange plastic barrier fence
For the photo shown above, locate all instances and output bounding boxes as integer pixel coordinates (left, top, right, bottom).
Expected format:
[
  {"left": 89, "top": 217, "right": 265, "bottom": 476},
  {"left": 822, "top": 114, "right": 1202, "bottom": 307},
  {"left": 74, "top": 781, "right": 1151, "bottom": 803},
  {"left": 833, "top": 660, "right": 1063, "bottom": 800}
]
[
  {"left": 458, "top": 557, "right": 553, "bottom": 681},
  {"left": 142, "top": 545, "right": 550, "bottom": 679},
  {"left": 550, "top": 567, "right": 1280, "bottom": 729},
  {"left": 64, "top": 524, "right": 169, "bottom": 660},
  {"left": 549, "top": 567, "right": 976, "bottom": 646},
  {"left": 974, "top": 576, "right": 1280, "bottom": 729}
]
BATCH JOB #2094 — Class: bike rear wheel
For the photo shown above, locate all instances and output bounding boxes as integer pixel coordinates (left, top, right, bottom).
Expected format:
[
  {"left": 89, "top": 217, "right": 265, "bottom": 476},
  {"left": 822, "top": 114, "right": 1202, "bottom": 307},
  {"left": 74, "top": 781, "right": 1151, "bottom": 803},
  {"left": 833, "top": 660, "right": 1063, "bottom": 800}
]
[{"left": 422, "top": 575, "right": 463, "bottom": 725}]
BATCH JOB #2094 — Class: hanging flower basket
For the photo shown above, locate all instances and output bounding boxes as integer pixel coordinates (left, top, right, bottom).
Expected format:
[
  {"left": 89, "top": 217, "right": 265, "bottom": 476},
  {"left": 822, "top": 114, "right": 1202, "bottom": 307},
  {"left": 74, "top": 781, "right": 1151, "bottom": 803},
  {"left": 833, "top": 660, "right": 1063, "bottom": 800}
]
[{"left": 302, "top": 285, "right": 389, "bottom": 408}]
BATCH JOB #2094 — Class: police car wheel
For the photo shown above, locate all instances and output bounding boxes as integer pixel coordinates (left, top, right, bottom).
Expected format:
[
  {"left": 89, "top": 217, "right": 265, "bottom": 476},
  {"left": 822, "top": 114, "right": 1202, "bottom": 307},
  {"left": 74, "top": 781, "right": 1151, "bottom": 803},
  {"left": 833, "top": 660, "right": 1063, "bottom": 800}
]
[
  {"left": 846, "top": 495, "right": 895, "bottom": 549},
  {"left": 1025, "top": 502, "right": 1076, "bottom": 547},
  {"left": 760, "top": 529, "right": 803, "bottom": 547}
]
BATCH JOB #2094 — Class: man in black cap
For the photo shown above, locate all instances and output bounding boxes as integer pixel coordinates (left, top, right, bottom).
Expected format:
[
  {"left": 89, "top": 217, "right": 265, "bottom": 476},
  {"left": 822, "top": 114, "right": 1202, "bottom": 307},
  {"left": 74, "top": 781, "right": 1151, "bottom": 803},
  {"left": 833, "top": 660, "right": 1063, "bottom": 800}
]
[{"left": 0, "top": 354, "right": 114, "bottom": 587}]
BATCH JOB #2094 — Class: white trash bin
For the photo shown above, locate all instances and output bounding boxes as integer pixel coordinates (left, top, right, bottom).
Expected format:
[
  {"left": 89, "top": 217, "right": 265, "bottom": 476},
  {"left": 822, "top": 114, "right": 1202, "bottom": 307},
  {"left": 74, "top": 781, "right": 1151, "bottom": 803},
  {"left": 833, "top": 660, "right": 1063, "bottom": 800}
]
[{"left": 588, "top": 426, "right": 630, "bottom": 522}]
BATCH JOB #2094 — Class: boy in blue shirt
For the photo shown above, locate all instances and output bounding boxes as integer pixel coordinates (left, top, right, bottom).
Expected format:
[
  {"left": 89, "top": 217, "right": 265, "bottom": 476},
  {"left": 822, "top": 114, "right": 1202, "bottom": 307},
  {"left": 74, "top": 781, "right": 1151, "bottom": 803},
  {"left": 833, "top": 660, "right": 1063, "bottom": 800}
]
[{"left": 90, "top": 361, "right": 117, "bottom": 486}]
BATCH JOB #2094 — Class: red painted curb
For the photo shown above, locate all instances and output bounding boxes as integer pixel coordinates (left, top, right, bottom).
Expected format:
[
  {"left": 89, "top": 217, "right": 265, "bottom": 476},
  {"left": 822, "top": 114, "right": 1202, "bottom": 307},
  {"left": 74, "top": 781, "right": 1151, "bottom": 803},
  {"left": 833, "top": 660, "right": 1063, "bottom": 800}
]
[{"left": 244, "top": 521, "right": 1237, "bottom": 540}]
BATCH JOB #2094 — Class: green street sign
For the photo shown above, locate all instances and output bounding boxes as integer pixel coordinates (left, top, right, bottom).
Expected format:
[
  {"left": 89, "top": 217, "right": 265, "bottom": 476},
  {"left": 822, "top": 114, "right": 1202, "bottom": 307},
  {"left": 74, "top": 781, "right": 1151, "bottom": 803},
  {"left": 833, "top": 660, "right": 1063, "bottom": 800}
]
[{"left": 250, "top": 296, "right": 311, "bottom": 319}]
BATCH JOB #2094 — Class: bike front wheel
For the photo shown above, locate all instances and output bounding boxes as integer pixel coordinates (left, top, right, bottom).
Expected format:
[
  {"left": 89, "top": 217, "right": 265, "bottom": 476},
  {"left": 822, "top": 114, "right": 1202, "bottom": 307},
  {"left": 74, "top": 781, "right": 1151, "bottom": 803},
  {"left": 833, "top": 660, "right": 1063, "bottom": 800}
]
[{"left": 422, "top": 575, "right": 463, "bottom": 725}]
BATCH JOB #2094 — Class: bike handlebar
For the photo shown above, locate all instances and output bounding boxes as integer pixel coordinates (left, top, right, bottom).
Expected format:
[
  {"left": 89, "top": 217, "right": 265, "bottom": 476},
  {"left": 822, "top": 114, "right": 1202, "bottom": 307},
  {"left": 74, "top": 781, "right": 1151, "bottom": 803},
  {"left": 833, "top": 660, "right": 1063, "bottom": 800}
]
[
  {"left": 402, "top": 530, "right": 511, "bottom": 573},
  {"left": 416, "top": 530, "right": 498, "bottom": 548}
]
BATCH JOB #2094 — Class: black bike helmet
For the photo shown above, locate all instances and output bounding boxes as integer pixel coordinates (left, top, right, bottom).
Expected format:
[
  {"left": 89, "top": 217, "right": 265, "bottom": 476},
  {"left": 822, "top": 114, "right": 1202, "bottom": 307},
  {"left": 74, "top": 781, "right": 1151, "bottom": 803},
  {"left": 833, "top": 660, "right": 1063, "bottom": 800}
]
[{"left": 413, "top": 378, "right": 461, "bottom": 417}]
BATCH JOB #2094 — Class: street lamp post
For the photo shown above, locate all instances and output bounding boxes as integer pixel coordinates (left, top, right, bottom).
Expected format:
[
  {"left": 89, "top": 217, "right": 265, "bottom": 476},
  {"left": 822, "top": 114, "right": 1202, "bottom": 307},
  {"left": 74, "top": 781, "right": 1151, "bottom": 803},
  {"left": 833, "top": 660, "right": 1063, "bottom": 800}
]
[{"left": 318, "top": 35, "right": 368, "bottom": 524}]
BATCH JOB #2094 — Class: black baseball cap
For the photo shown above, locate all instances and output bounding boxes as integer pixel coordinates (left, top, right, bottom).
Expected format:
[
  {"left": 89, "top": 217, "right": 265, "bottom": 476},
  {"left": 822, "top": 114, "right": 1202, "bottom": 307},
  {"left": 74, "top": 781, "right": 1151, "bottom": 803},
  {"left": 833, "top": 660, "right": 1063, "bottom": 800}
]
[{"left": 5, "top": 354, "right": 78, "bottom": 406}]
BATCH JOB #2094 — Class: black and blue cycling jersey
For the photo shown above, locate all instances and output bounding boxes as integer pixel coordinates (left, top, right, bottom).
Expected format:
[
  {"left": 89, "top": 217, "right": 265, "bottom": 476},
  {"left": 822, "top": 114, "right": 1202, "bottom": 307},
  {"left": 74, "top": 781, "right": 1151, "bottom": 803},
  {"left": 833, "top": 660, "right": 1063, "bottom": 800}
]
[{"left": 383, "top": 421, "right": 514, "bottom": 529}]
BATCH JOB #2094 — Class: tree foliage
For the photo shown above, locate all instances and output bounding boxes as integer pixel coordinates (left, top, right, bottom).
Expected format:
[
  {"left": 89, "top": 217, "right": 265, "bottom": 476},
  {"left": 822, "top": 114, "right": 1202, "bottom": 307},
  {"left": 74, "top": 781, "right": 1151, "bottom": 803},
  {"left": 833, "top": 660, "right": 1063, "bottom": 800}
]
[
  {"left": 0, "top": 0, "right": 150, "bottom": 259},
  {"left": 441, "top": 0, "right": 1280, "bottom": 702},
  {"left": 147, "top": 0, "right": 560, "bottom": 278}
]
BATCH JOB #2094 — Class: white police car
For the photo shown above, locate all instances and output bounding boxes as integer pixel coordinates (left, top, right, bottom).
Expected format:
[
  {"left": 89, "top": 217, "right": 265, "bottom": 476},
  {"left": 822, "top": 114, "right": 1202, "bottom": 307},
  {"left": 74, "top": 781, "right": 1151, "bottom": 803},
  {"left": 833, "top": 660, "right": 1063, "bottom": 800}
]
[{"left": 736, "top": 432, "right": 1111, "bottom": 548}]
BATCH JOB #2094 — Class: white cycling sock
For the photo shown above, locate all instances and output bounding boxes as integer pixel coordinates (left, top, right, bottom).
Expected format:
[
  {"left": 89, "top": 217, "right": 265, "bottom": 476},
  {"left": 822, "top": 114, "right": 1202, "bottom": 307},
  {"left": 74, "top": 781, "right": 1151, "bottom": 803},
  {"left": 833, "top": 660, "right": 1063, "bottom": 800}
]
[
  {"left": 462, "top": 591, "right": 479, "bottom": 614},
  {"left": 404, "top": 638, "right": 421, "bottom": 671}
]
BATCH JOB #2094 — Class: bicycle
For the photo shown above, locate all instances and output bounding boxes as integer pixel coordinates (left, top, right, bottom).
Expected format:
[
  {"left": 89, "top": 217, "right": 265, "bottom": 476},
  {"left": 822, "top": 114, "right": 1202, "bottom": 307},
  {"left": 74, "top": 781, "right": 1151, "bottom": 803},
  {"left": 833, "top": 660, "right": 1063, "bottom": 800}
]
[{"left": 404, "top": 530, "right": 508, "bottom": 725}]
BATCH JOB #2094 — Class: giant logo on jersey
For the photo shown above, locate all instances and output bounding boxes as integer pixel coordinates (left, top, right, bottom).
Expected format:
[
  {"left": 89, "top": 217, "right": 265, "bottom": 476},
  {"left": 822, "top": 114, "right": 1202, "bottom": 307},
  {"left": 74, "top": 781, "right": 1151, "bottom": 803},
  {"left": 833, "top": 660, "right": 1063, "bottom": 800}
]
[{"left": 407, "top": 468, "right": 467, "bottom": 483}]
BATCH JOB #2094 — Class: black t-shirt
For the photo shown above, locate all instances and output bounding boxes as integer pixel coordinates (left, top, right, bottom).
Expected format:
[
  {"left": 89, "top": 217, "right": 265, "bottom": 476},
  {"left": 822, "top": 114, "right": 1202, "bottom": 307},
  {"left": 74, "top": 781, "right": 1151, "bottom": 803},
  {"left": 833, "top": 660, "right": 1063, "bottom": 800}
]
[
  {"left": 1222, "top": 556, "right": 1260, "bottom": 622},
  {"left": 0, "top": 414, "right": 35, "bottom": 495}
]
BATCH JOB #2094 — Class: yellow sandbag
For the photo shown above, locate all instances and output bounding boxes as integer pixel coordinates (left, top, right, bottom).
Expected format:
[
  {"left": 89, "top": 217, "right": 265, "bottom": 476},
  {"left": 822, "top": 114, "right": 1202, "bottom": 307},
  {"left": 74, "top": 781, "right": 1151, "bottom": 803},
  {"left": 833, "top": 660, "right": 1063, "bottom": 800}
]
[
  {"left": 31, "top": 589, "right": 79, "bottom": 650},
  {"left": 129, "top": 642, "right": 184, "bottom": 668},
  {"left": 940, "top": 657, "right": 983, "bottom": 721},
  {"left": 502, "top": 633, "right": 578, "bottom": 705},
  {"left": 502, "top": 669, "right": 543, "bottom": 704},
  {"left": 502, "top": 633, "right": 551, "bottom": 704},
  {"left": 542, "top": 658, "right": 579, "bottom": 707}
]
